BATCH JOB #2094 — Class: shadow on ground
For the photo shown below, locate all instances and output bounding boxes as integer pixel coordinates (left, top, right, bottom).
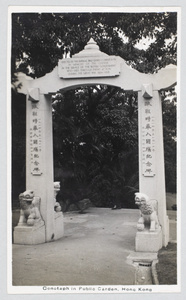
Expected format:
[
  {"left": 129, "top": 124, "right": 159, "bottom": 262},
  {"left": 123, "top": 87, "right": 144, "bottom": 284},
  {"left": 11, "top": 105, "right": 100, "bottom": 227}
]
[
  {"left": 12, "top": 207, "right": 177, "bottom": 286},
  {"left": 12, "top": 208, "right": 139, "bottom": 286}
]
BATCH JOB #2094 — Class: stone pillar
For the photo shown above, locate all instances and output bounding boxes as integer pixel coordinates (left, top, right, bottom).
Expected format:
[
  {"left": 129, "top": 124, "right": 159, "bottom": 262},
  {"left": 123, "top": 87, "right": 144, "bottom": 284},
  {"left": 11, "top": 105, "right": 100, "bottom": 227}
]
[
  {"left": 14, "top": 88, "right": 64, "bottom": 244},
  {"left": 137, "top": 84, "right": 169, "bottom": 247},
  {"left": 26, "top": 91, "right": 55, "bottom": 242}
]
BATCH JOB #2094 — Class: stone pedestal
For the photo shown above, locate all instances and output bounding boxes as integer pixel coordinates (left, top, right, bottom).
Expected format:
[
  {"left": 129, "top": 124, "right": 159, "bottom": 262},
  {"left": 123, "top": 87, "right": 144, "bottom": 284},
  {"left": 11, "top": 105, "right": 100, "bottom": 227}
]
[
  {"left": 54, "top": 212, "right": 64, "bottom": 240},
  {"left": 135, "top": 227, "right": 163, "bottom": 252},
  {"left": 14, "top": 213, "right": 64, "bottom": 244},
  {"left": 14, "top": 221, "right": 45, "bottom": 245}
]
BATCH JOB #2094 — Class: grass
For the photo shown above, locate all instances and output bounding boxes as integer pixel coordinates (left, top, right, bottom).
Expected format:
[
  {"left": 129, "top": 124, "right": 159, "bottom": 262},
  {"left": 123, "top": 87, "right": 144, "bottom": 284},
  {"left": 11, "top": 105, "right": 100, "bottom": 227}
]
[{"left": 156, "top": 243, "right": 177, "bottom": 285}]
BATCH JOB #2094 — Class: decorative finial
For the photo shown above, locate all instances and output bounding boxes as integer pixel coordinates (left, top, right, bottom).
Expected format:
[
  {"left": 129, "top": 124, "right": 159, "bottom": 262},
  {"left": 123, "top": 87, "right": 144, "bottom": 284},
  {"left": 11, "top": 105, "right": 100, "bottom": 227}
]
[
  {"left": 72, "top": 36, "right": 107, "bottom": 57},
  {"left": 84, "top": 38, "right": 99, "bottom": 50},
  {"left": 88, "top": 38, "right": 97, "bottom": 44}
]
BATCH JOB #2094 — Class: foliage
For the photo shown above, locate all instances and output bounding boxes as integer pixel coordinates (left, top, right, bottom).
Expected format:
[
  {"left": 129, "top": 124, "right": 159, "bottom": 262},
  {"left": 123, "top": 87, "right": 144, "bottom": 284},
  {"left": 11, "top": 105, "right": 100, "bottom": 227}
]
[
  {"left": 11, "top": 12, "right": 177, "bottom": 208},
  {"left": 53, "top": 86, "right": 139, "bottom": 209},
  {"left": 11, "top": 90, "right": 26, "bottom": 206},
  {"left": 161, "top": 90, "right": 177, "bottom": 193},
  {"left": 156, "top": 243, "right": 177, "bottom": 284},
  {"left": 12, "top": 12, "right": 177, "bottom": 81},
  {"left": 53, "top": 85, "right": 177, "bottom": 210}
]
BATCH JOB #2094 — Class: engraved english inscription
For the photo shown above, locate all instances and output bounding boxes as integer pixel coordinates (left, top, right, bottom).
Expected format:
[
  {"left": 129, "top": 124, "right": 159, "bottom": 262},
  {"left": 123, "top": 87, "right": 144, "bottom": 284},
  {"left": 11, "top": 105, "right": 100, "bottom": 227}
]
[{"left": 58, "top": 57, "right": 120, "bottom": 79}]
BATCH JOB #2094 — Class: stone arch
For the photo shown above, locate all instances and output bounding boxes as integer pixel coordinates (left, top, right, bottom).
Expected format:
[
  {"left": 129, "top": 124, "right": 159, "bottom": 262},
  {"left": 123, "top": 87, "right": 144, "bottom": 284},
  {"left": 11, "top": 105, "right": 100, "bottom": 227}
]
[{"left": 14, "top": 39, "right": 177, "bottom": 250}]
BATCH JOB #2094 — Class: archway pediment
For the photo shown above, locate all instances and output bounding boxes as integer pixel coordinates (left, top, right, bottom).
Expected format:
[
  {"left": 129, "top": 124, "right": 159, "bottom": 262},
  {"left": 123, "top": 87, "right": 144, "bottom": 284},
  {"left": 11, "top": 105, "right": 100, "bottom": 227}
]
[{"left": 16, "top": 38, "right": 177, "bottom": 95}]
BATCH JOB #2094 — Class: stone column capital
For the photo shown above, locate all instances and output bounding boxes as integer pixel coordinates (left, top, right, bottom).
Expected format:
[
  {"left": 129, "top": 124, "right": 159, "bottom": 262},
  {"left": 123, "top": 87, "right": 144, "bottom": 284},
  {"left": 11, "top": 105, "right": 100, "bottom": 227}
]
[
  {"left": 142, "top": 83, "right": 153, "bottom": 99},
  {"left": 28, "top": 88, "right": 40, "bottom": 102}
]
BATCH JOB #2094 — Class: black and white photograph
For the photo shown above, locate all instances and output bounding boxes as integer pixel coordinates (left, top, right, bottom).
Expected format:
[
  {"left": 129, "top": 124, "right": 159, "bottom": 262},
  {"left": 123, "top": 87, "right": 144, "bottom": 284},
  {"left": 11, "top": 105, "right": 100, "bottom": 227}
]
[{"left": 1, "top": 2, "right": 184, "bottom": 297}]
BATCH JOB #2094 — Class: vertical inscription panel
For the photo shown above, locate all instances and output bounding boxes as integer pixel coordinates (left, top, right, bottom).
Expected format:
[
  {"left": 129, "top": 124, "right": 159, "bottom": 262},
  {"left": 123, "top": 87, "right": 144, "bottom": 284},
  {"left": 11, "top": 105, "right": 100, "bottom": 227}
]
[
  {"left": 141, "top": 99, "right": 155, "bottom": 177},
  {"left": 29, "top": 102, "right": 42, "bottom": 175}
]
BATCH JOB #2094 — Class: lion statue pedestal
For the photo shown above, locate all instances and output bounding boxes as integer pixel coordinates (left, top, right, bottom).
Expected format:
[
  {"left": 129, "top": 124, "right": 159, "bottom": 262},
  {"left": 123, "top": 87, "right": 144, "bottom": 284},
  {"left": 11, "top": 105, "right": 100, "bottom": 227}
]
[
  {"left": 134, "top": 192, "right": 163, "bottom": 252},
  {"left": 14, "top": 190, "right": 45, "bottom": 245}
]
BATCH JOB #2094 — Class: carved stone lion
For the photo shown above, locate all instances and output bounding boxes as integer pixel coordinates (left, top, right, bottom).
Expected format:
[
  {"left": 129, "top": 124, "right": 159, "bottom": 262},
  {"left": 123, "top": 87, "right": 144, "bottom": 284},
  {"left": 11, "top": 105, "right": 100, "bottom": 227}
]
[
  {"left": 135, "top": 192, "right": 160, "bottom": 232},
  {"left": 18, "top": 190, "right": 42, "bottom": 226}
]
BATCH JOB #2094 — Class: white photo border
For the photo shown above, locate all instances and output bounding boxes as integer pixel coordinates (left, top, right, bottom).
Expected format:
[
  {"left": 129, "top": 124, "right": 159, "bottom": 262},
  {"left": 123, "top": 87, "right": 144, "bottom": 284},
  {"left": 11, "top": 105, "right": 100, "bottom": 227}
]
[{"left": 1, "top": 0, "right": 185, "bottom": 299}]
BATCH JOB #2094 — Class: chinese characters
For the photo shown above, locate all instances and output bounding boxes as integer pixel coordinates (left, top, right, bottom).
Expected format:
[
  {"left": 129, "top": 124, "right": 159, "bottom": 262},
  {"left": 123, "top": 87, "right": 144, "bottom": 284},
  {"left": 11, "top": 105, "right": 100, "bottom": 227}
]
[
  {"left": 30, "top": 103, "right": 42, "bottom": 175},
  {"left": 142, "top": 100, "right": 155, "bottom": 176}
]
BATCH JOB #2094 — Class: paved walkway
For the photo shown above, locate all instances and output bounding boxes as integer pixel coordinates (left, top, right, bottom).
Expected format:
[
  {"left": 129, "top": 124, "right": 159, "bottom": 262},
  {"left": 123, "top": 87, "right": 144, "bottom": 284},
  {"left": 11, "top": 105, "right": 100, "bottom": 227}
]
[{"left": 12, "top": 208, "right": 176, "bottom": 286}]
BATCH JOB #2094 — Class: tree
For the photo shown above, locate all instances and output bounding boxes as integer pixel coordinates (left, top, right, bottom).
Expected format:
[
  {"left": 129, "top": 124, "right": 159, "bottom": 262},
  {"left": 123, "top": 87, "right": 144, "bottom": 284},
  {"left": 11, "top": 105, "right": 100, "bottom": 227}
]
[
  {"left": 53, "top": 85, "right": 177, "bottom": 210},
  {"left": 162, "top": 90, "right": 177, "bottom": 193},
  {"left": 11, "top": 11, "right": 177, "bottom": 208},
  {"left": 12, "top": 12, "right": 177, "bottom": 81},
  {"left": 52, "top": 85, "right": 139, "bottom": 209},
  {"left": 11, "top": 90, "right": 26, "bottom": 205}
]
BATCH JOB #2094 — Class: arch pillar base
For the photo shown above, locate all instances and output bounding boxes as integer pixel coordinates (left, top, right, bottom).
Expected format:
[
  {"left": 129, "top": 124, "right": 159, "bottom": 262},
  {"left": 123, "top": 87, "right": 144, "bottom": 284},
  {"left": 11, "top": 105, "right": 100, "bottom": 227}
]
[
  {"left": 135, "top": 227, "right": 162, "bottom": 252},
  {"left": 14, "top": 214, "right": 64, "bottom": 245},
  {"left": 14, "top": 222, "right": 45, "bottom": 245},
  {"left": 54, "top": 212, "right": 64, "bottom": 241}
]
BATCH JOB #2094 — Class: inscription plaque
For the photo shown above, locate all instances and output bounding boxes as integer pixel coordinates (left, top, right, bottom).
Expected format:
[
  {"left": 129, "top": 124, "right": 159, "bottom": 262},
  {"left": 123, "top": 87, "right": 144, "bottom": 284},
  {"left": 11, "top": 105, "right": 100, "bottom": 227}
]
[{"left": 58, "top": 57, "right": 120, "bottom": 79}]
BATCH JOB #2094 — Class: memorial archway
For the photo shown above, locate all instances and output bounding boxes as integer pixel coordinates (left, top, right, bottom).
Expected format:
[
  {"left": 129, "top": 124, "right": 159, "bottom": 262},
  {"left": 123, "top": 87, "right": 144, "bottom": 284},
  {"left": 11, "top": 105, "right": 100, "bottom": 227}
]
[{"left": 14, "top": 39, "right": 177, "bottom": 251}]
